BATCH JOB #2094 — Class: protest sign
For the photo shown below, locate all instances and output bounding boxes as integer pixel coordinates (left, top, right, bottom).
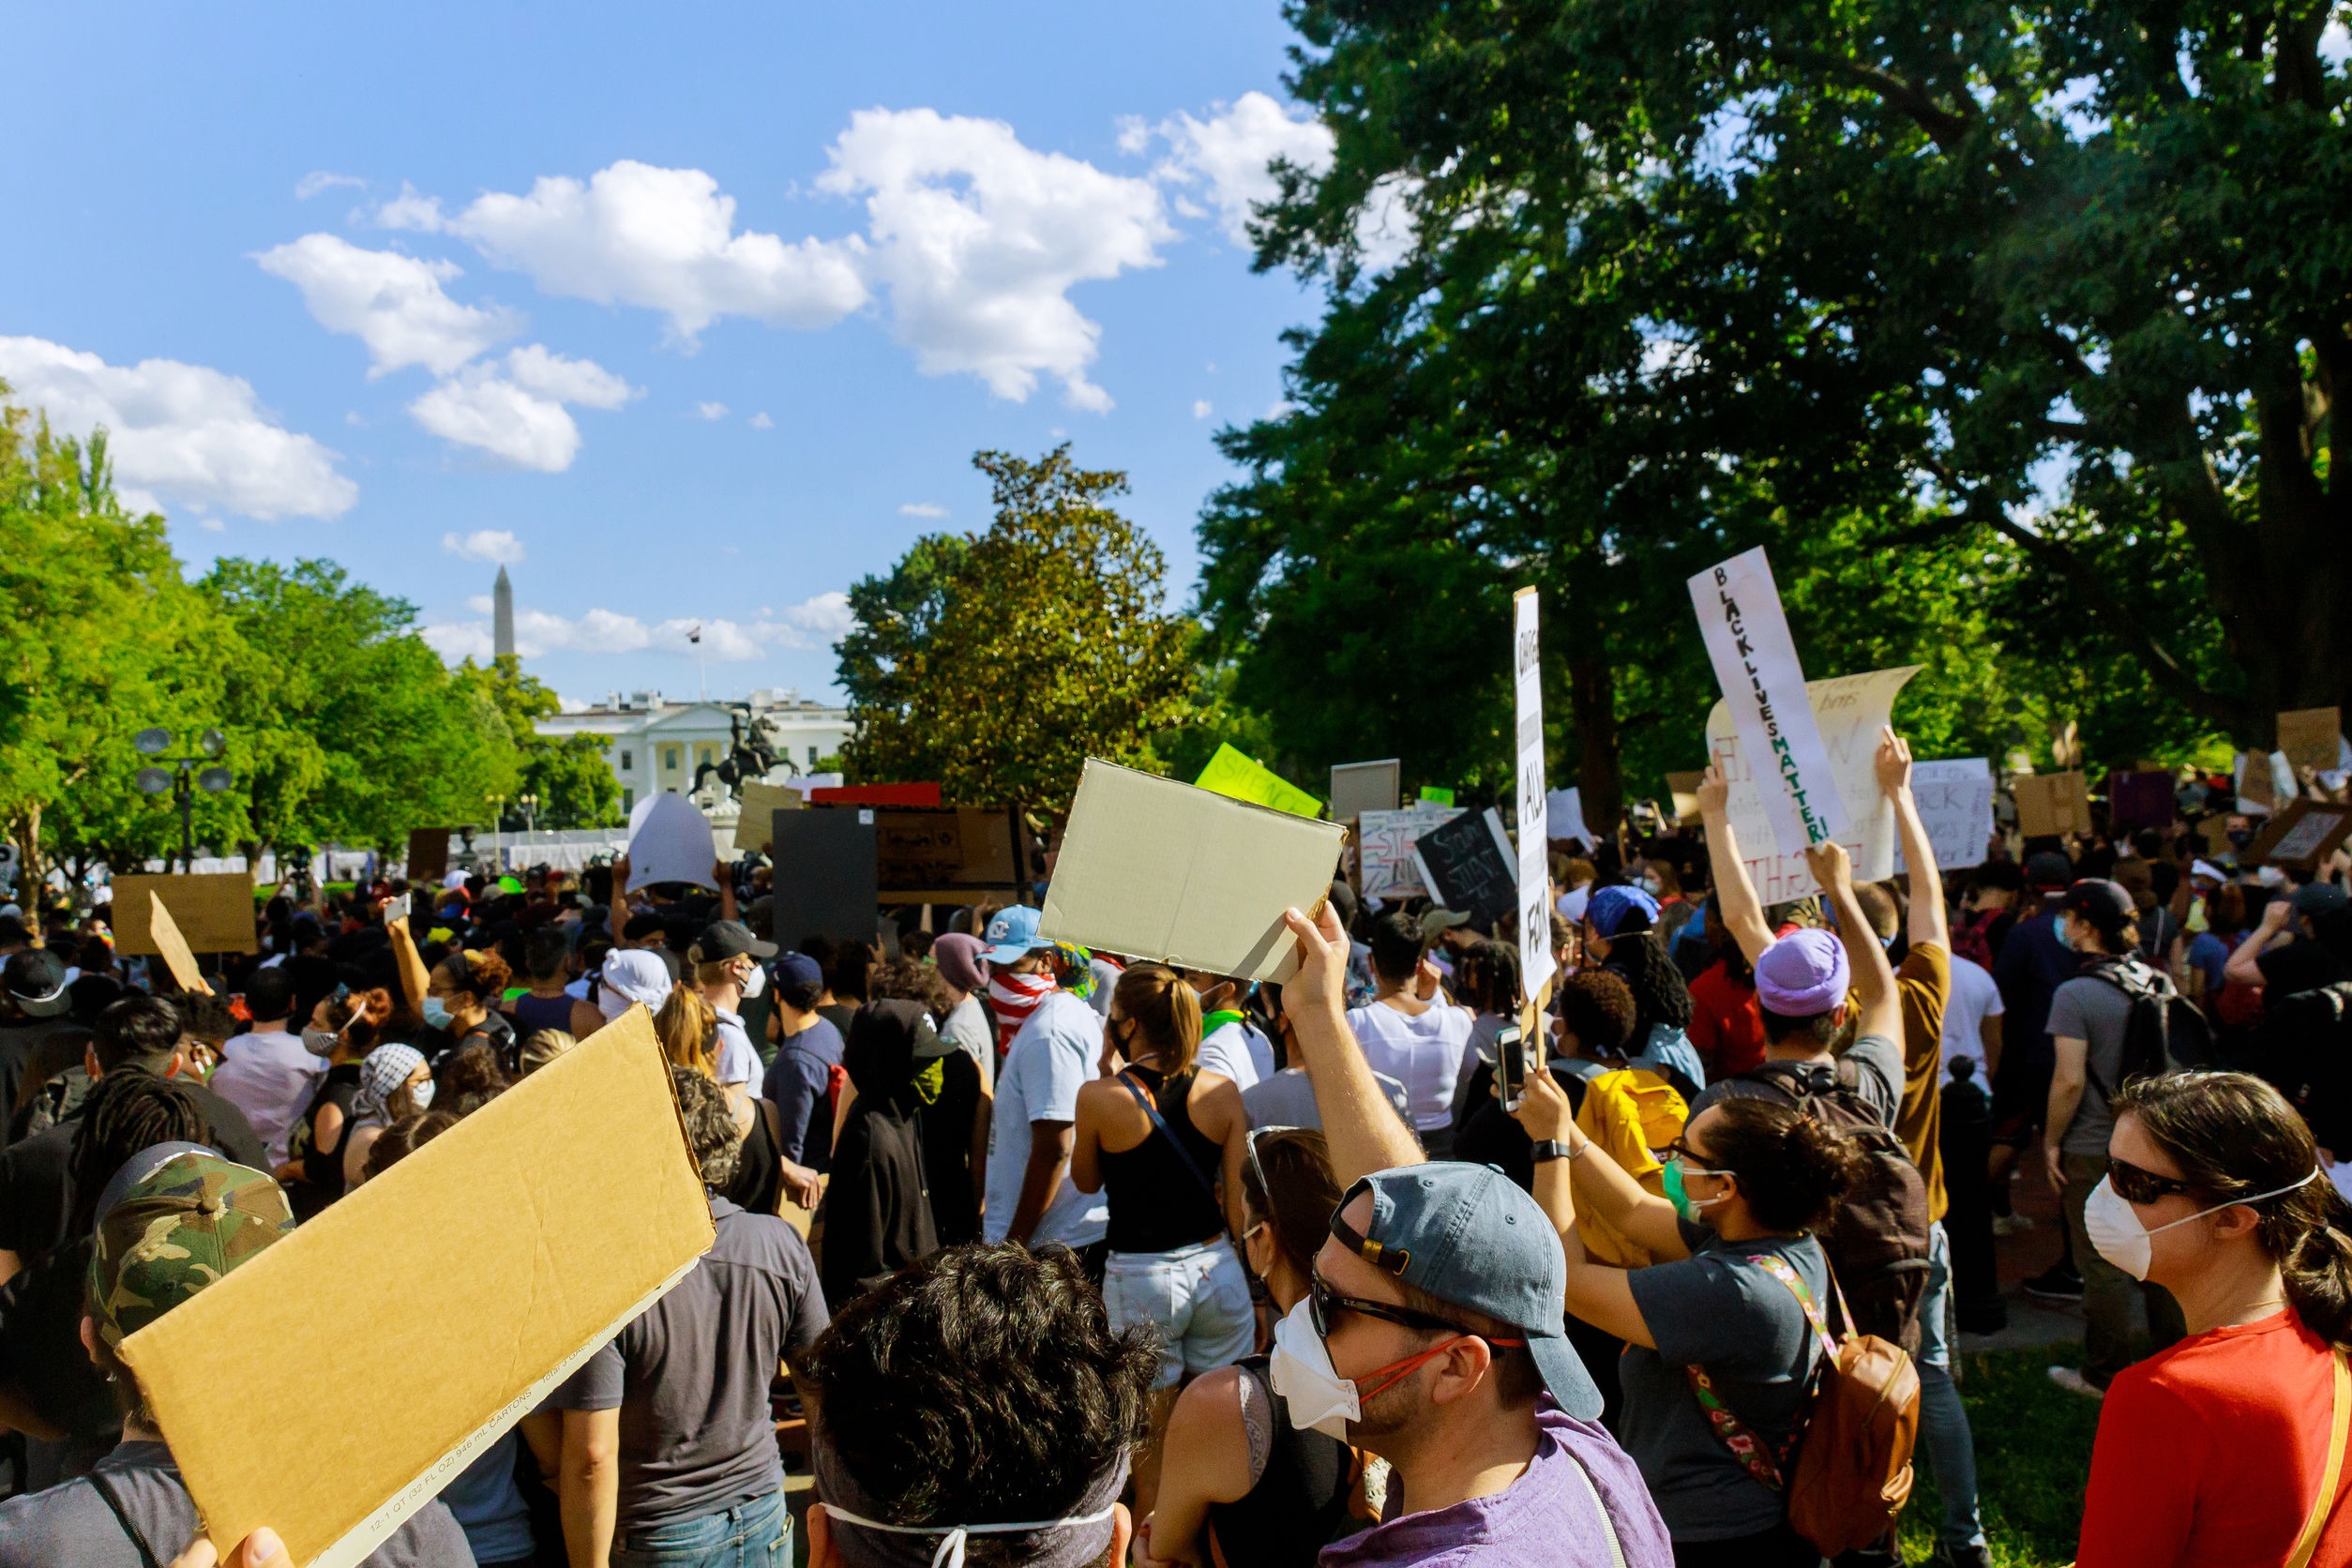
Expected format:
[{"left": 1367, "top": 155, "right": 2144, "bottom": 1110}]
[
  {"left": 2279, "top": 708, "right": 2343, "bottom": 774},
  {"left": 2247, "top": 798, "right": 2352, "bottom": 871},
  {"left": 1545, "top": 788, "right": 1597, "bottom": 848},
  {"left": 1040, "top": 760, "right": 1346, "bottom": 983},
  {"left": 870, "top": 806, "right": 1030, "bottom": 904},
  {"left": 1664, "top": 772, "right": 1706, "bottom": 828},
  {"left": 1513, "top": 589, "right": 1554, "bottom": 991},
  {"left": 1329, "top": 759, "right": 1402, "bottom": 822},
  {"left": 1704, "top": 666, "right": 1920, "bottom": 902},
  {"left": 1357, "top": 804, "right": 1462, "bottom": 899},
  {"left": 731, "top": 781, "right": 801, "bottom": 852},
  {"left": 2013, "top": 771, "right": 2092, "bottom": 838},
  {"left": 1196, "top": 743, "right": 1323, "bottom": 818},
  {"left": 1420, "top": 786, "right": 1455, "bottom": 806},
  {"left": 1688, "top": 546, "right": 1850, "bottom": 855},
  {"left": 1894, "top": 759, "right": 1995, "bottom": 873},
  {"left": 807, "top": 782, "right": 942, "bottom": 807},
  {"left": 2238, "top": 750, "right": 2277, "bottom": 815},
  {"left": 625, "top": 792, "right": 719, "bottom": 893},
  {"left": 124, "top": 1006, "right": 713, "bottom": 1568},
  {"left": 1410, "top": 807, "right": 1520, "bottom": 934},
  {"left": 404, "top": 828, "right": 450, "bottom": 885},
  {"left": 146, "top": 891, "right": 213, "bottom": 994},
  {"left": 770, "top": 808, "right": 881, "bottom": 944},
  {"left": 113, "top": 873, "right": 258, "bottom": 956},
  {"left": 2109, "top": 770, "right": 2177, "bottom": 830}
]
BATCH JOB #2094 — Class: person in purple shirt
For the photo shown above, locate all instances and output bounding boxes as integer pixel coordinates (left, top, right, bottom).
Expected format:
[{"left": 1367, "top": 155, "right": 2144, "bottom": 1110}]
[{"left": 1256, "top": 901, "right": 1670, "bottom": 1568}]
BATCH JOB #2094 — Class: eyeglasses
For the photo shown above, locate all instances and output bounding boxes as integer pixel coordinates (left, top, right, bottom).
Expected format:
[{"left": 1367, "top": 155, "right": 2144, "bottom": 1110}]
[
  {"left": 1307, "top": 1269, "right": 1470, "bottom": 1341},
  {"left": 2107, "top": 1156, "right": 2196, "bottom": 1206},
  {"left": 1244, "top": 1124, "right": 1301, "bottom": 1210}
]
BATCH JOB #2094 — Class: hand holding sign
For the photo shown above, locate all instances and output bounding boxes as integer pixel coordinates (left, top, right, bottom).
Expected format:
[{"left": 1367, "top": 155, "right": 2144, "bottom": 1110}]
[
  {"left": 1802, "top": 837, "right": 1854, "bottom": 899},
  {"left": 1696, "top": 760, "right": 1731, "bottom": 819},
  {"left": 1874, "top": 727, "right": 1913, "bottom": 795}
]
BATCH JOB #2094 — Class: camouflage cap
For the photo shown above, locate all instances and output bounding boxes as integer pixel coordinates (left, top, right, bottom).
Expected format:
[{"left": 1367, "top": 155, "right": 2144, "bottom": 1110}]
[{"left": 87, "top": 1146, "right": 294, "bottom": 1347}]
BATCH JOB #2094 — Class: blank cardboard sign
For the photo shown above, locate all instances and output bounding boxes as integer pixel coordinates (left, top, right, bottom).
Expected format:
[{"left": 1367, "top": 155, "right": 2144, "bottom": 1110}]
[
  {"left": 147, "top": 892, "right": 213, "bottom": 994},
  {"left": 1328, "top": 760, "right": 1402, "bottom": 822},
  {"left": 2279, "top": 708, "right": 2344, "bottom": 775},
  {"left": 122, "top": 1008, "right": 714, "bottom": 1568},
  {"left": 2013, "top": 771, "right": 2092, "bottom": 838},
  {"left": 731, "top": 781, "right": 802, "bottom": 853},
  {"left": 113, "top": 873, "right": 258, "bottom": 956},
  {"left": 1041, "top": 760, "right": 1347, "bottom": 983}
]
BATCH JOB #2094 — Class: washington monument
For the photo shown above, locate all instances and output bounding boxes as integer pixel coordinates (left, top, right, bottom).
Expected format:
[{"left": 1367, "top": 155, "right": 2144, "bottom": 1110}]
[{"left": 493, "top": 565, "right": 515, "bottom": 660}]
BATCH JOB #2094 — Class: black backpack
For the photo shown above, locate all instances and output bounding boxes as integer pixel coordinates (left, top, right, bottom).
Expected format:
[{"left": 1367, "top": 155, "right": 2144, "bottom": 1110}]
[
  {"left": 2076, "top": 956, "right": 2213, "bottom": 1091},
  {"left": 2233, "top": 981, "right": 2352, "bottom": 1154},
  {"left": 1731, "top": 1059, "right": 1935, "bottom": 1354}
]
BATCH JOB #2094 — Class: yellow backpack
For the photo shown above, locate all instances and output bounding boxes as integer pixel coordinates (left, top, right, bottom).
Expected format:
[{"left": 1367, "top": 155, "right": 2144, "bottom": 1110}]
[{"left": 1573, "top": 1067, "right": 1690, "bottom": 1267}]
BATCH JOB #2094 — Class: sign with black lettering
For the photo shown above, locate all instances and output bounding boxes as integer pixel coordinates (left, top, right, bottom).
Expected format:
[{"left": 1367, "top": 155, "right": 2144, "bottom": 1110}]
[{"left": 1410, "top": 808, "right": 1519, "bottom": 934}]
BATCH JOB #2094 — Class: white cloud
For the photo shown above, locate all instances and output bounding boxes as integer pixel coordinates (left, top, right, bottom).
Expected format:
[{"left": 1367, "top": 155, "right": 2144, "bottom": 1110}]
[
  {"left": 695, "top": 400, "right": 729, "bottom": 421},
  {"left": 898, "top": 501, "right": 946, "bottom": 518},
  {"left": 818, "top": 109, "right": 1172, "bottom": 411},
  {"left": 1192, "top": 399, "right": 1213, "bottom": 419},
  {"left": 198, "top": 516, "right": 227, "bottom": 533},
  {"left": 294, "top": 171, "right": 366, "bottom": 200},
  {"left": 748, "top": 411, "right": 773, "bottom": 430},
  {"left": 413, "top": 161, "right": 869, "bottom": 339},
  {"left": 443, "top": 528, "right": 525, "bottom": 565},
  {"left": 374, "top": 182, "right": 445, "bottom": 232},
  {"left": 1134, "top": 92, "right": 1334, "bottom": 246},
  {"left": 0, "top": 336, "right": 356, "bottom": 520},
  {"left": 255, "top": 234, "right": 520, "bottom": 376},
  {"left": 422, "top": 591, "right": 853, "bottom": 662},
  {"left": 409, "top": 346, "right": 637, "bottom": 471}
]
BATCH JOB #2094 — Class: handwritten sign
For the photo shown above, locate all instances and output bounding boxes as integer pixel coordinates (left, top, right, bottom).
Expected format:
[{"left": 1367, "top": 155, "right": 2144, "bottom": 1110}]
[
  {"left": 1689, "top": 547, "right": 1849, "bottom": 855},
  {"left": 1513, "top": 589, "right": 1554, "bottom": 992},
  {"left": 1411, "top": 808, "right": 1520, "bottom": 933},
  {"left": 2248, "top": 798, "right": 2352, "bottom": 871},
  {"left": 1704, "top": 666, "right": 1920, "bottom": 903},
  {"left": 1894, "top": 759, "right": 1995, "bottom": 873},
  {"left": 2279, "top": 708, "right": 2344, "bottom": 775},
  {"left": 1358, "top": 804, "right": 1462, "bottom": 899},
  {"left": 1196, "top": 744, "right": 1323, "bottom": 819}
]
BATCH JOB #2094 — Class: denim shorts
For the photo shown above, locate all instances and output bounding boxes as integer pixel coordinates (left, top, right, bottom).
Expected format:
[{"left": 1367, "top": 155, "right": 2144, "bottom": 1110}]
[
  {"left": 1915, "top": 1219, "right": 1953, "bottom": 1372},
  {"left": 612, "top": 1489, "right": 791, "bottom": 1568},
  {"left": 1103, "top": 1238, "right": 1256, "bottom": 1389}
]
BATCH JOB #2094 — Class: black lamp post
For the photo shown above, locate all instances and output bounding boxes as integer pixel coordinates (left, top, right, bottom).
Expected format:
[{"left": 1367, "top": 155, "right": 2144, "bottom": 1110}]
[{"left": 134, "top": 729, "right": 233, "bottom": 873}]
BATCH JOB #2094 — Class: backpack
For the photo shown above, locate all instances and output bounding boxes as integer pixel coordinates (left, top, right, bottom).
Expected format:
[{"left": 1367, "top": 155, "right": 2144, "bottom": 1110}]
[
  {"left": 1733, "top": 1060, "right": 1934, "bottom": 1351},
  {"left": 2233, "top": 981, "right": 2352, "bottom": 1154},
  {"left": 1685, "top": 1255, "right": 1922, "bottom": 1557},
  {"left": 2077, "top": 955, "right": 2214, "bottom": 1088},
  {"left": 1574, "top": 1068, "right": 1690, "bottom": 1268}
]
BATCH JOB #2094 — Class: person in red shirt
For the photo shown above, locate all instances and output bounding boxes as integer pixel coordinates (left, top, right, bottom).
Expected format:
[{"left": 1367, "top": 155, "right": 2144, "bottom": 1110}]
[
  {"left": 1682, "top": 901, "right": 1766, "bottom": 1081},
  {"left": 2076, "top": 1070, "right": 2352, "bottom": 1568}
]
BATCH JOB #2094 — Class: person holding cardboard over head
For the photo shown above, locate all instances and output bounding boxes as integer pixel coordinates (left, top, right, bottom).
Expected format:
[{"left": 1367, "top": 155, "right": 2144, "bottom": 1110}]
[
  {"left": 978, "top": 906, "right": 1110, "bottom": 1260},
  {"left": 0, "top": 1146, "right": 475, "bottom": 1567},
  {"left": 549, "top": 1066, "right": 827, "bottom": 1568}
]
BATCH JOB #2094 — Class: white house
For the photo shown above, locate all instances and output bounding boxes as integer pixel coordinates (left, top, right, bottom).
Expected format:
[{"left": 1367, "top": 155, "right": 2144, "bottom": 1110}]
[{"left": 537, "top": 687, "right": 852, "bottom": 816}]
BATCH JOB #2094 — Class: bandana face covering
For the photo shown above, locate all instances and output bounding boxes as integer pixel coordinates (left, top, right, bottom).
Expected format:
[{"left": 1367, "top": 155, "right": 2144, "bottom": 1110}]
[
  {"left": 821, "top": 1500, "right": 1124, "bottom": 1568},
  {"left": 813, "top": 1433, "right": 1128, "bottom": 1568}
]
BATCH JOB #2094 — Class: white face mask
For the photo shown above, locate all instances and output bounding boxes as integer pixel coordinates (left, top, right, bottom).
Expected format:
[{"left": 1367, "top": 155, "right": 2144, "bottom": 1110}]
[
  {"left": 408, "top": 1077, "right": 437, "bottom": 1112},
  {"left": 2083, "top": 1168, "right": 2320, "bottom": 1281},
  {"left": 738, "top": 960, "right": 766, "bottom": 999},
  {"left": 301, "top": 1028, "right": 340, "bottom": 1058},
  {"left": 1266, "top": 1299, "right": 1359, "bottom": 1440}
]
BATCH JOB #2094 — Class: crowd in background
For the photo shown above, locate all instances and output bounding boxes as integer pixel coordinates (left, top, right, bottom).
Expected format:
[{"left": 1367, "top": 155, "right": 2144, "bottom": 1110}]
[{"left": 0, "top": 732, "right": 2346, "bottom": 1566}]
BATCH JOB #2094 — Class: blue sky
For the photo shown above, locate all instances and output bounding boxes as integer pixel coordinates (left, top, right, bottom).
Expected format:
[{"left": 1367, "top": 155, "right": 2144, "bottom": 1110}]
[{"left": 0, "top": 3, "right": 1368, "bottom": 706}]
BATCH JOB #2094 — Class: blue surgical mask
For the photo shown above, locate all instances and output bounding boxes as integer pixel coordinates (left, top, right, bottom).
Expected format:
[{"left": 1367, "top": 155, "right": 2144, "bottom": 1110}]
[
  {"left": 2054, "top": 913, "right": 2073, "bottom": 950},
  {"left": 421, "top": 996, "right": 452, "bottom": 1029}
]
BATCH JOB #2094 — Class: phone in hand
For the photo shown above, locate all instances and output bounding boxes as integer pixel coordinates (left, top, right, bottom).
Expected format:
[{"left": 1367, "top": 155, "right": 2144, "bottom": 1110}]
[
  {"left": 1498, "top": 1023, "right": 1529, "bottom": 1112},
  {"left": 384, "top": 893, "right": 411, "bottom": 926}
]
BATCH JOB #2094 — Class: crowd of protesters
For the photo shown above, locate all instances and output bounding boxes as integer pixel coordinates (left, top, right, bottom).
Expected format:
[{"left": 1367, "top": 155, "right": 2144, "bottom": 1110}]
[{"left": 0, "top": 731, "right": 2347, "bottom": 1567}]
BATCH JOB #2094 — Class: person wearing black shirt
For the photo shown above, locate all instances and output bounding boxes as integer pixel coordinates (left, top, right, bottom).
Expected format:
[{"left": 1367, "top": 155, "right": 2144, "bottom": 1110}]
[{"left": 0, "top": 950, "right": 76, "bottom": 1123}]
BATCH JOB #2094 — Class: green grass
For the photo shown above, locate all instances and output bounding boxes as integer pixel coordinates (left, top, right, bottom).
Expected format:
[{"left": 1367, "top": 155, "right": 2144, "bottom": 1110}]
[{"left": 1897, "top": 1345, "right": 2103, "bottom": 1567}]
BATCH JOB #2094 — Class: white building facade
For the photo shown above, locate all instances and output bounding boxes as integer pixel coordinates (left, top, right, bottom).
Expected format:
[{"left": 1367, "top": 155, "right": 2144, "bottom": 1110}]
[{"left": 537, "top": 687, "right": 852, "bottom": 816}]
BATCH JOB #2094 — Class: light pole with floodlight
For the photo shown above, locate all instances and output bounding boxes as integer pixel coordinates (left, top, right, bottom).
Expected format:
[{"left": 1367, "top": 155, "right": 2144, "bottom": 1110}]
[{"left": 133, "top": 728, "right": 234, "bottom": 873}]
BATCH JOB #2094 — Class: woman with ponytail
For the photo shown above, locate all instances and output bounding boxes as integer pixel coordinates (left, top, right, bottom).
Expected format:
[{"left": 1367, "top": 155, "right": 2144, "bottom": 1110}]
[
  {"left": 280, "top": 987, "right": 395, "bottom": 1218},
  {"left": 1068, "top": 962, "right": 1252, "bottom": 1522},
  {"left": 2076, "top": 1070, "right": 2352, "bottom": 1567}
]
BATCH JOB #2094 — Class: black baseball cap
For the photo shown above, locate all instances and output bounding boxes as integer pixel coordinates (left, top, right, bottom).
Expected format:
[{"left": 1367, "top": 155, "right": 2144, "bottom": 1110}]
[
  {"left": 5, "top": 949, "right": 69, "bottom": 1018},
  {"left": 2026, "top": 852, "right": 2075, "bottom": 890},
  {"left": 694, "top": 920, "right": 776, "bottom": 962},
  {"left": 2062, "top": 879, "right": 2135, "bottom": 929}
]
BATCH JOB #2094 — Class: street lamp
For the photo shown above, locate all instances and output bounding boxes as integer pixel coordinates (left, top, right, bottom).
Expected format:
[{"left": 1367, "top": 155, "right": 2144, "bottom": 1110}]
[
  {"left": 486, "top": 793, "right": 506, "bottom": 867},
  {"left": 519, "top": 792, "right": 539, "bottom": 835},
  {"left": 134, "top": 728, "right": 233, "bottom": 873}
]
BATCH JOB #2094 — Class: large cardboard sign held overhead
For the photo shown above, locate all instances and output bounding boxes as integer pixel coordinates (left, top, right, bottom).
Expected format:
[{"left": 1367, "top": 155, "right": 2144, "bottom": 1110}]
[
  {"left": 146, "top": 892, "right": 214, "bottom": 994},
  {"left": 2013, "top": 771, "right": 2092, "bottom": 838},
  {"left": 731, "top": 782, "right": 802, "bottom": 853},
  {"left": 1357, "top": 804, "right": 1462, "bottom": 900},
  {"left": 770, "top": 809, "right": 880, "bottom": 944},
  {"left": 122, "top": 1007, "right": 714, "bottom": 1568},
  {"left": 1040, "top": 760, "right": 1347, "bottom": 983},
  {"left": 113, "top": 873, "right": 257, "bottom": 956},
  {"left": 1704, "top": 666, "right": 1921, "bottom": 903},
  {"left": 1688, "top": 547, "right": 1851, "bottom": 855},
  {"left": 626, "top": 792, "right": 719, "bottom": 893},
  {"left": 404, "top": 829, "right": 450, "bottom": 886},
  {"left": 1512, "top": 589, "right": 1554, "bottom": 992},
  {"left": 1329, "top": 760, "right": 1402, "bottom": 822},
  {"left": 1411, "top": 807, "right": 1520, "bottom": 935},
  {"left": 2108, "top": 770, "right": 2177, "bottom": 830},
  {"left": 2279, "top": 708, "right": 2344, "bottom": 775},
  {"left": 1664, "top": 772, "right": 1706, "bottom": 829},
  {"left": 1196, "top": 744, "right": 1324, "bottom": 819},
  {"left": 870, "top": 806, "right": 1030, "bottom": 905},
  {"left": 2248, "top": 798, "right": 2352, "bottom": 871},
  {"left": 1894, "top": 759, "right": 1995, "bottom": 873}
]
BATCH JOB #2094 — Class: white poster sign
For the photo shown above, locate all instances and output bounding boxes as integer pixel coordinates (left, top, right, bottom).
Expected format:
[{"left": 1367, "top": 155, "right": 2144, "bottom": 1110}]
[
  {"left": 1513, "top": 589, "right": 1554, "bottom": 992},
  {"left": 1545, "top": 789, "right": 1597, "bottom": 848},
  {"left": 1689, "top": 547, "right": 1849, "bottom": 855},
  {"left": 626, "top": 792, "right": 719, "bottom": 893},
  {"left": 1358, "top": 805, "right": 1461, "bottom": 900},
  {"left": 1705, "top": 666, "right": 1922, "bottom": 903},
  {"left": 1896, "top": 759, "right": 1995, "bottom": 873}
]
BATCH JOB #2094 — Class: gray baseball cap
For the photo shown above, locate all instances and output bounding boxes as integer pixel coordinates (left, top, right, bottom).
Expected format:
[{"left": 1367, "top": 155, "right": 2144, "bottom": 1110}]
[{"left": 1336, "top": 1163, "right": 1603, "bottom": 1420}]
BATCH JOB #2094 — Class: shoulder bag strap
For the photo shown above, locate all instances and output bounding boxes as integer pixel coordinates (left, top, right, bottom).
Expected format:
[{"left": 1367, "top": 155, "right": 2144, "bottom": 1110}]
[
  {"left": 2289, "top": 1350, "right": 2352, "bottom": 1568},
  {"left": 1681, "top": 1361, "right": 1787, "bottom": 1491},
  {"left": 1748, "top": 1252, "right": 1842, "bottom": 1362},
  {"left": 86, "top": 1469, "right": 168, "bottom": 1568},
  {"left": 1560, "top": 1443, "right": 1628, "bottom": 1568},
  {"left": 1115, "top": 1071, "right": 1219, "bottom": 1203}
]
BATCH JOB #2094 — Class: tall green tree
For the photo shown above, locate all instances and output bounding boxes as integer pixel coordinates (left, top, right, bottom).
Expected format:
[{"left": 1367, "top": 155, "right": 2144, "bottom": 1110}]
[
  {"left": 840, "top": 446, "right": 1199, "bottom": 808},
  {"left": 450, "top": 656, "right": 623, "bottom": 829}
]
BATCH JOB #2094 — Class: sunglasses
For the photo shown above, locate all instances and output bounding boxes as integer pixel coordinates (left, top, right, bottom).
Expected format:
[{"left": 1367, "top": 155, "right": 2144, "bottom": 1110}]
[
  {"left": 1244, "top": 1124, "right": 1301, "bottom": 1207},
  {"left": 2107, "top": 1156, "right": 2196, "bottom": 1206},
  {"left": 1307, "top": 1269, "right": 1469, "bottom": 1341}
]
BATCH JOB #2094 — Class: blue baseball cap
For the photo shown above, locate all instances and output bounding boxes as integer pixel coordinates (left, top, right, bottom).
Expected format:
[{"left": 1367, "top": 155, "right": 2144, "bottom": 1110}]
[
  {"left": 980, "top": 904, "right": 1046, "bottom": 967},
  {"left": 1584, "top": 883, "right": 1660, "bottom": 939},
  {"left": 770, "top": 951, "right": 823, "bottom": 991},
  {"left": 1337, "top": 1163, "right": 1603, "bottom": 1420}
]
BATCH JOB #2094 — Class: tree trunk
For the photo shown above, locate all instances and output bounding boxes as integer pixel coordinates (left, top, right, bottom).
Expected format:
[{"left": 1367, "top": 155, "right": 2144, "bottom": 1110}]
[
  {"left": 11, "top": 806, "right": 40, "bottom": 934},
  {"left": 1566, "top": 641, "right": 1622, "bottom": 853}
]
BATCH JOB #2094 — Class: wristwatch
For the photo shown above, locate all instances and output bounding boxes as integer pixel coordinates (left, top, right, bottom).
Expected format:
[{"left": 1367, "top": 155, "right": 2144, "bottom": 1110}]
[{"left": 1530, "top": 1138, "right": 1578, "bottom": 1164}]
